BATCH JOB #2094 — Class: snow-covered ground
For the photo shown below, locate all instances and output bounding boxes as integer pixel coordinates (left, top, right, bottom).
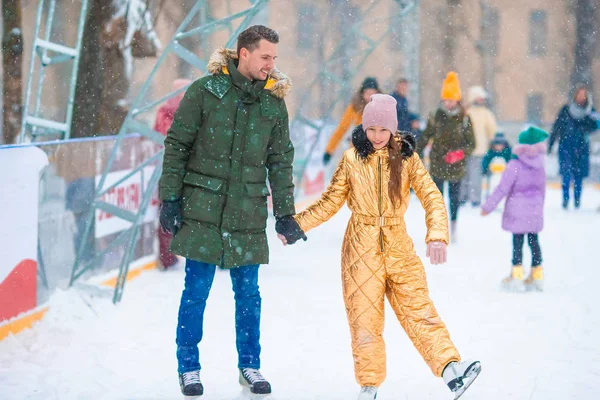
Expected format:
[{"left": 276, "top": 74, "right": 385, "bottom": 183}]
[{"left": 1, "top": 188, "right": 598, "bottom": 400}]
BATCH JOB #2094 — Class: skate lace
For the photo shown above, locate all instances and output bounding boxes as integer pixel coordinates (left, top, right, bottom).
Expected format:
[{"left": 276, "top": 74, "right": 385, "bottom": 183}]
[
  {"left": 242, "top": 368, "right": 265, "bottom": 383},
  {"left": 360, "top": 386, "right": 377, "bottom": 394},
  {"left": 182, "top": 370, "right": 201, "bottom": 386}
]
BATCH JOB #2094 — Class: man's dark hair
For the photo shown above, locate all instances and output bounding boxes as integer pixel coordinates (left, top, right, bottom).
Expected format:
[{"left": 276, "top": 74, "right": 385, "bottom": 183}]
[
  {"left": 397, "top": 78, "right": 409, "bottom": 84},
  {"left": 236, "top": 25, "right": 279, "bottom": 56}
]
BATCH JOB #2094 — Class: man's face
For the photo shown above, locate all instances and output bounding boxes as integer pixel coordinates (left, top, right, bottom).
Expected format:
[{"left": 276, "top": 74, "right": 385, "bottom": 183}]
[
  {"left": 397, "top": 81, "right": 409, "bottom": 97},
  {"left": 239, "top": 39, "right": 278, "bottom": 81}
]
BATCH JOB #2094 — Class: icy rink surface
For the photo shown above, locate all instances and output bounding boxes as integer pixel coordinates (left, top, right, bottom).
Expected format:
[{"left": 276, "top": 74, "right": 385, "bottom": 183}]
[{"left": 1, "top": 188, "right": 598, "bottom": 400}]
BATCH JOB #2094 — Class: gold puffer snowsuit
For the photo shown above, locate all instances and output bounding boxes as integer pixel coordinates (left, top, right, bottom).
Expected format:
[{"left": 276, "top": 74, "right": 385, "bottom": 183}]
[{"left": 295, "top": 145, "right": 461, "bottom": 387}]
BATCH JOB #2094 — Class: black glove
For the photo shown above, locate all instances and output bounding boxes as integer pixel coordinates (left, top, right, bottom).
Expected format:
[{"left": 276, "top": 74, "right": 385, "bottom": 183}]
[
  {"left": 160, "top": 199, "right": 182, "bottom": 235},
  {"left": 323, "top": 152, "right": 332, "bottom": 165},
  {"left": 275, "top": 215, "right": 307, "bottom": 245}
]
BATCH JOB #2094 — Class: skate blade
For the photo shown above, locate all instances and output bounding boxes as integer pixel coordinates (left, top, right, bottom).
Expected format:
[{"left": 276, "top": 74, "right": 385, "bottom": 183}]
[
  {"left": 525, "top": 282, "right": 544, "bottom": 292},
  {"left": 183, "top": 396, "right": 202, "bottom": 400},
  {"left": 237, "top": 387, "right": 271, "bottom": 399},
  {"left": 453, "top": 362, "right": 481, "bottom": 399},
  {"left": 501, "top": 280, "right": 526, "bottom": 293}
]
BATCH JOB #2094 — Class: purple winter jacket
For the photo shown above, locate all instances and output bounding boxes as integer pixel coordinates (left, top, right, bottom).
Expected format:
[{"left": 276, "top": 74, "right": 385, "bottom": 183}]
[{"left": 482, "top": 142, "right": 546, "bottom": 234}]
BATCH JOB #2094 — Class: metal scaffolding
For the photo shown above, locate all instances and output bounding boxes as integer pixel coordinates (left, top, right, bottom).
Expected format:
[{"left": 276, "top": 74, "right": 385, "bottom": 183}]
[
  {"left": 290, "top": 0, "right": 419, "bottom": 191},
  {"left": 69, "top": 0, "right": 267, "bottom": 304},
  {"left": 18, "top": 0, "right": 89, "bottom": 143}
]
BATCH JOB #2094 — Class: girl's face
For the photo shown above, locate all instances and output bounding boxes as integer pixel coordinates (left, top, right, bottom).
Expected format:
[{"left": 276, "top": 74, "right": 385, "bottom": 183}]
[
  {"left": 443, "top": 99, "right": 458, "bottom": 110},
  {"left": 362, "top": 88, "right": 378, "bottom": 103},
  {"left": 366, "top": 126, "right": 392, "bottom": 149}
]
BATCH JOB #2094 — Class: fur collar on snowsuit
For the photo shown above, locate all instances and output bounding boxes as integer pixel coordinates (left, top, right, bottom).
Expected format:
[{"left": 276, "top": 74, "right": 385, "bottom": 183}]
[
  {"left": 207, "top": 47, "right": 291, "bottom": 99},
  {"left": 351, "top": 124, "right": 415, "bottom": 160}
]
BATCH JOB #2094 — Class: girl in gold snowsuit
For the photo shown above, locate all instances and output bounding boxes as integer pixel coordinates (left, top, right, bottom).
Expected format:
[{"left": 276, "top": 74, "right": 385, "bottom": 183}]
[{"left": 288, "top": 94, "right": 481, "bottom": 400}]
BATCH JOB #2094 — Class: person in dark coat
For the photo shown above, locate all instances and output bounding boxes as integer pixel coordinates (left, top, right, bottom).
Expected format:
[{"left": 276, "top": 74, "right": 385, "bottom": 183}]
[
  {"left": 390, "top": 77, "right": 411, "bottom": 132},
  {"left": 548, "top": 85, "right": 599, "bottom": 209}
]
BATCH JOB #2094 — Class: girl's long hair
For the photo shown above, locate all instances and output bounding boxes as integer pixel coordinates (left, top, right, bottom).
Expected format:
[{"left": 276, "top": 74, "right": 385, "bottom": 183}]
[{"left": 388, "top": 133, "right": 405, "bottom": 207}]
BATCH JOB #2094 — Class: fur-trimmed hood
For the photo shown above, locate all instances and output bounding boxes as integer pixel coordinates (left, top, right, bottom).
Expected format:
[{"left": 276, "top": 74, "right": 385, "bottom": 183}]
[
  {"left": 513, "top": 142, "right": 546, "bottom": 169},
  {"left": 206, "top": 47, "right": 291, "bottom": 99},
  {"left": 351, "top": 124, "right": 415, "bottom": 160}
]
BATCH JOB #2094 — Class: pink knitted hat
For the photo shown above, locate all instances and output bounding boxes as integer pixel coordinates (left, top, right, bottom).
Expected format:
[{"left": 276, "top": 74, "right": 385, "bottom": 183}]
[{"left": 362, "top": 94, "right": 398, "bottom": 133}]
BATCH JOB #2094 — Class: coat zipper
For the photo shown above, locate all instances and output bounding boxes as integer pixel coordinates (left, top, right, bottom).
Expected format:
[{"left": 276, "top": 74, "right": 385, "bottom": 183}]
[{"left": 378, "top": 156, "right": 384, "bottom": 253}]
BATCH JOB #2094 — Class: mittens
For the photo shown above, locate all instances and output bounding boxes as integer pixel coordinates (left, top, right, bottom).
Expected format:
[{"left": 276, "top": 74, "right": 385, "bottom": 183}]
[
  {"left": 426, "top": 241, "right": 447, "bottom": 265},
  {"left": 444, "top": 149, "right": 465, "bottom": 164}
]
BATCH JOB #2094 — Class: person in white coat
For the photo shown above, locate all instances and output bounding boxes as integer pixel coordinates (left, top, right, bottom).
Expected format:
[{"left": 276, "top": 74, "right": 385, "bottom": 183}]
[{"left": 461, "top": 86, "right": 498, "bottom": 206}]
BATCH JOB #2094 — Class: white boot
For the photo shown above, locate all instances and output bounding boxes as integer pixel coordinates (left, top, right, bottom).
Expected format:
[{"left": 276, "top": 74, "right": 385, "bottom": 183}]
[
  {"left": 357, "top": 386, "right": 378, "bottom": 400},
  {"left": 450, "top": 221, "right": 457, "bottom": 243},
  {"left": 442, "top": 359, "right": 481, "bottom": 399}
]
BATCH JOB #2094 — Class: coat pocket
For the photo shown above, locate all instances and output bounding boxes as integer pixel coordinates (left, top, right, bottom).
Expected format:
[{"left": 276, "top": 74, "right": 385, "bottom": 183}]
[
  {"left": 239, "top": 182, "right": 270, "bottom": 231},
  {"left": 181, "top": 172, "right": 226, "bottom": 225}
]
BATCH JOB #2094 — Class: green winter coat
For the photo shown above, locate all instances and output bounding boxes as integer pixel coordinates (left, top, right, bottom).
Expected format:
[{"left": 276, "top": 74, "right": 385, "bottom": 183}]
[
  {"left": 159, "top": 48, "right": 295, "bottom": 268},
  {"left": 417, "top": 107, "right": 476, "bottom": 181}
]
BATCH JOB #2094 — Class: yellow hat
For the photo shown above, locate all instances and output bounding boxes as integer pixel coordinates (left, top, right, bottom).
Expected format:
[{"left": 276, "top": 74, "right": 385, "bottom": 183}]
[{"left": 441, "top": 71, "right": 462, "bottom": 101}]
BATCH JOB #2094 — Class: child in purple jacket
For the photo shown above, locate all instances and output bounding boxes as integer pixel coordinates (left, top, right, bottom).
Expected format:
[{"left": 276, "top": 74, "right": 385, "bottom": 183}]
[{"left": 481, "top": 126, "right": 548, "bottom": 292}]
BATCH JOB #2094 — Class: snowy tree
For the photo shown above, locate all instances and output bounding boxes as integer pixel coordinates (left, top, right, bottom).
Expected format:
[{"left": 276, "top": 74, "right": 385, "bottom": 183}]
[
  {"left": 1, "top": 0, "right": 23, "bottom": 145},
  {"left": 71, "top": 0, "right": 161, "bottom": 138}
]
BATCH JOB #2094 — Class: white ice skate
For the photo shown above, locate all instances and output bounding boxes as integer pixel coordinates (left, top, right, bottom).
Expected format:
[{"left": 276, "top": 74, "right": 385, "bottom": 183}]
[
  {"left": 524, "top": 266, "right": 544, "bottom": 292},
  {"left": 442, "top": 359, "right": 481, "bottom": 399},
  {"left": 357, "top": 386, "right": 378, "bottom": 400},
  {"left": 501, "top": 266, "right": 526, "bottom": 292},
  {"left": 450, "top": 221, "right": 457, "bottom": 244}
]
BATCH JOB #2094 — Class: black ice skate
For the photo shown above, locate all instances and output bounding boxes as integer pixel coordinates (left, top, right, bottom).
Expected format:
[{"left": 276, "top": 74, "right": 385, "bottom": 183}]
[
  {"left": 239, "top": 368, "right": 272, "bottom": 395},
  {"left": 442, "top": 359, "right": 481, "bottom": 399},
  {"left": 179, "top": 370, "right": 204, "bottom": 397}
]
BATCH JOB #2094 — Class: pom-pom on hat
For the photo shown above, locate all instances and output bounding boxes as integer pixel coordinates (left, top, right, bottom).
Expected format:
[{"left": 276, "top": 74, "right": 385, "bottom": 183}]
[{"left": 441, "top": 71, "right": 462, "bottom": 101}]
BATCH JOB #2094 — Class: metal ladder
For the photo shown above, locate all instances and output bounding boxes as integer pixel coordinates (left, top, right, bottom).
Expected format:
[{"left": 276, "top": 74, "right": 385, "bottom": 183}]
[{"left": 18, "top": 0, "right": 89, "bottom": 143}]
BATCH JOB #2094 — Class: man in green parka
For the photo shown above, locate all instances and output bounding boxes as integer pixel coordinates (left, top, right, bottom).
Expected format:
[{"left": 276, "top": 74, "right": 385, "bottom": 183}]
[{"left": 158, "top": 25, "right": 307, "bottom": 397}]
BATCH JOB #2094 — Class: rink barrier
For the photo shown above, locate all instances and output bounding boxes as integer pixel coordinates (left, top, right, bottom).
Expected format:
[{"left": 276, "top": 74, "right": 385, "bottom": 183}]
[{"left": 99, "top": 258, "right": 159, "bottom": 288}]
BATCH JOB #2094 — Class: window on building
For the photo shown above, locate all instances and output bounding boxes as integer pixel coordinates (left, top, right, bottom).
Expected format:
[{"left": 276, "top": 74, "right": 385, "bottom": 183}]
[
  {"left": 527, "top": 93, "right": 544, "bottom": 124},
  {"left": 297, "top": 4, "right": 316, "bottom": 50},
  {"left": 529, "top": 10, "right": 547, "bottom": 57},
  {"left": 482, "top": 6, "right": 500, "bottom": 57}
]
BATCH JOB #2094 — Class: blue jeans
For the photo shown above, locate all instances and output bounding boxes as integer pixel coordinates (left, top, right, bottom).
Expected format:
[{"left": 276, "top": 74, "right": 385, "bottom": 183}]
[
  {"left": 561, "top": 168, "right": 583, "bottom": 205},
  {"left": 176, "top": 259, "right": 261, "bottom": 373}
]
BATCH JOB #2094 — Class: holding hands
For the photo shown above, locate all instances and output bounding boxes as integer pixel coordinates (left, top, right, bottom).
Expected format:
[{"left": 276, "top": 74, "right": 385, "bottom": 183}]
[{"left": 275, "top": 215, "right": 307, "bottom": 246}]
